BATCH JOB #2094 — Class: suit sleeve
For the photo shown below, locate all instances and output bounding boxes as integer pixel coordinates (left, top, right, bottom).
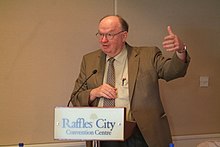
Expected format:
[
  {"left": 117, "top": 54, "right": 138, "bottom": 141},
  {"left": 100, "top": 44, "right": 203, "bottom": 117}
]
[{"left": 153, "top": 47, "right": 190, "bottom": 81}]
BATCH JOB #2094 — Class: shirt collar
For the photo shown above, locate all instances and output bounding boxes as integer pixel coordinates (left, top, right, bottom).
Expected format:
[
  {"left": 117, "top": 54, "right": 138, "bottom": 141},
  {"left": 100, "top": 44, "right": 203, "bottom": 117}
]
[{"left": 106, "top": 47, "right": 127, "bottom": 63}]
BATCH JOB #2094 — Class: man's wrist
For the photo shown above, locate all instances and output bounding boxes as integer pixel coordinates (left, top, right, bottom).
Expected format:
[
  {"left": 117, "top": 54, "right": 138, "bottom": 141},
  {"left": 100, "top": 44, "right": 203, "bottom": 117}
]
[
  {"left": 89, "top": 89, "right": 97, "bottom": 101},
  {"left": 177, "top": 44, "right": 187, "bottom": 53}
]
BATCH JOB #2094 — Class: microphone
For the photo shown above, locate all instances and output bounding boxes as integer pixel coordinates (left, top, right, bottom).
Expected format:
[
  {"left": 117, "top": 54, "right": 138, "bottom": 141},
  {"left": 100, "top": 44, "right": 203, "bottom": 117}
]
[{"left": 67, "top": 69, "right": 97, "bottom": 107}]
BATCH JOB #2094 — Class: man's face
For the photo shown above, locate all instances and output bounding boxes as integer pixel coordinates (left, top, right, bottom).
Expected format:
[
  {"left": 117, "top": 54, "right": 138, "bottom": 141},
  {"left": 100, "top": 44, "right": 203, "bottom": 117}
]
[{"left": 98, "top": 16, "right": 127, "bottom": 57}]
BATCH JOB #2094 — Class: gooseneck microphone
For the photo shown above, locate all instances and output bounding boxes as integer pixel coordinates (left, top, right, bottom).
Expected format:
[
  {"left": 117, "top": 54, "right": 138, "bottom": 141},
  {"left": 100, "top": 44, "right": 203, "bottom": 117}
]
[{"left": 67, "top": 69, "right": 97, "bottom": 107}]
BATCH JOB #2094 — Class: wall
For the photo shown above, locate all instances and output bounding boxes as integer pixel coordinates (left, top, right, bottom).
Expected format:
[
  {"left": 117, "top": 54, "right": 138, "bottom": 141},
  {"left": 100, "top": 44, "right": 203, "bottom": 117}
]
[
  {"left": 0, "top": 0, "right": 220, "bottom": 146},
  {"left": 0, "top": 0, "right": 114, "bottom": 145},
  {"left": 117, "top": 0, "right": 220, "bottom": 136}
]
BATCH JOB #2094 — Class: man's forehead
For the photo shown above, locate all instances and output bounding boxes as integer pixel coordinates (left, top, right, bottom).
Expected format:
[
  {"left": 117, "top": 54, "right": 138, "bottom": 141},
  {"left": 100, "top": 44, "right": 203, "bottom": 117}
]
[{"left": 99, "top": 19, "right": 120, "bottom": 32}]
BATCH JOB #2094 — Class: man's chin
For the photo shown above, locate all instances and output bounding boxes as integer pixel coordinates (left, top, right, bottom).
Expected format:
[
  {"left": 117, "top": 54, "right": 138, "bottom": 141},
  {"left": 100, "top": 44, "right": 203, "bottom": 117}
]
[{"left": 101, "top": 47, "right": 111, "bottom": 53}]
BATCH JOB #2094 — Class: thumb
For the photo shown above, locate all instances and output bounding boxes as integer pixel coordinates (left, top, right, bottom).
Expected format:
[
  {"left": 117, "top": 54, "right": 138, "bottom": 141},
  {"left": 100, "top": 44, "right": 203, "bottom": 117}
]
[{"left": 167, "top": 26, "right": 174, "bottom": 35}]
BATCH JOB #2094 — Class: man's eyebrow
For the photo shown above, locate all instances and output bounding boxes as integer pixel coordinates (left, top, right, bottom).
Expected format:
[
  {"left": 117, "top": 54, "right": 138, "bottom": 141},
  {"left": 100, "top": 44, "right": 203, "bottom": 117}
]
[{"left": 98, "top": 32, "right": 114, "bottom": 34}]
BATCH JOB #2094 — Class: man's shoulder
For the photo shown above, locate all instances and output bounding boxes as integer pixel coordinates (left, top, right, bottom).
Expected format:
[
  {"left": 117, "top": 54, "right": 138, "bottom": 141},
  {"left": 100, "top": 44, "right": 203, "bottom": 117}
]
[
  {"left": 84, "top": 49, "right": 103, "bottom": 58},
  {"left": 132, "top": 45, "right": 159, "bottom": 51},
  {"left": 127, "top": 43, "right": 161, "bottom": 56}
]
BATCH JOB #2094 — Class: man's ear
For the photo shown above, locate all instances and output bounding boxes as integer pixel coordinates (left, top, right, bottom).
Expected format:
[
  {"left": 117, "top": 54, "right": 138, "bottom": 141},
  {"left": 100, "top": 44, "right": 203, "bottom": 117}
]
[{"left": 123, "top": 31, "right": 128, "bottom": 42}]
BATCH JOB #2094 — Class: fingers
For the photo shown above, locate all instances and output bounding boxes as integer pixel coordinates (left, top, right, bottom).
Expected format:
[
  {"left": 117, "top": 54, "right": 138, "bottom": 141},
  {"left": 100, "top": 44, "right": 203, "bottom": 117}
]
[
  {"left": 163, "top": 38, "right": 179, "bottom": 49},
  {"left": 102, "top": 89, "right": 117, "bottom": 99},
  {"left": 163, "top": 26, "right": 181, "bottom": 52},
  {"left": 167, "top": 26, "right": 174, "bottom": 35},
  {"left": 164, "top": 26, "right": 175, "bottom": 42},
  {"left": 94, "top": 84, "right": 117, "bottom": 99},
  {"left": 163, "top": 43, "right": 180, "bottom": 52}
]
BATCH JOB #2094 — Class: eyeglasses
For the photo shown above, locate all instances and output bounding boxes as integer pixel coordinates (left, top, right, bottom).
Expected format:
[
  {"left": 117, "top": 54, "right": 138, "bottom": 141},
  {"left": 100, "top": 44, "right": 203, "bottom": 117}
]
[{"left": 96, "top": 31, "right": 124, "bottom": 40}]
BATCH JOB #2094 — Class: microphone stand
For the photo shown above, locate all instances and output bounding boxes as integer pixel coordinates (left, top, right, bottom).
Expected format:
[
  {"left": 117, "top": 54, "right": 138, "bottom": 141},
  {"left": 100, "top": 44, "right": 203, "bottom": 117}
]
[
  {"left": 67, "top": 70, "right": 97, "bottom": 107},
  {"left": 66, "top": 70, "right": 99, "bottom": 146}
]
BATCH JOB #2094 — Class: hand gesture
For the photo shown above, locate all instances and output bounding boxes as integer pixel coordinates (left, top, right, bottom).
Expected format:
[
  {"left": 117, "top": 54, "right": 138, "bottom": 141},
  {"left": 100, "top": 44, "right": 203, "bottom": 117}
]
[{"left": 163, "top": 26, "right": 185, "bottom": 53}]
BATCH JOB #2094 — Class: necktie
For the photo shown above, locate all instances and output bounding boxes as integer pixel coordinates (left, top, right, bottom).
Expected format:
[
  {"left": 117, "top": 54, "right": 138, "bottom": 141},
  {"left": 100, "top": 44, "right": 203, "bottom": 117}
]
[{"left": 103, "top": 57, "right": 115, "bottom": 107}]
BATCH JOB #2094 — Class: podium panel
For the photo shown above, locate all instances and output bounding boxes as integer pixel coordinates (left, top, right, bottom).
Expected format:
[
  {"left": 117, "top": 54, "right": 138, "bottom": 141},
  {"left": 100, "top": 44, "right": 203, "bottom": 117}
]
[{"left": 54, "top": 107, "right": 125, "bottom": 141}]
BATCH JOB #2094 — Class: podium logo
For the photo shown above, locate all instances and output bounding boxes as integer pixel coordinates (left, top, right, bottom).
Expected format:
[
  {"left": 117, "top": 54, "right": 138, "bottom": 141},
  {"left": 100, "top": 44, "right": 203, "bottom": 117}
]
[
  {"left": 60, "top": 117, "right": 119, "bottom": 137},
  {"left": 62, "top": 118, "right": 92, "bottom": 128},
  {"left": 96, "top": 119, "right": 116, "bottom": 131},
  {"left": 61, "top": 118, "right": 116, "bottom": 131}
]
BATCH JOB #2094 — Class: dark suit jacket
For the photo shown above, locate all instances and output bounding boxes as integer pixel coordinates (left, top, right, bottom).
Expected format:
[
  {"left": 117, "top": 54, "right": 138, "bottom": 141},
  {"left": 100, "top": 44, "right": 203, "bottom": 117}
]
[{"left": 71, "top": 43, "right": 190, "bottom": 147}]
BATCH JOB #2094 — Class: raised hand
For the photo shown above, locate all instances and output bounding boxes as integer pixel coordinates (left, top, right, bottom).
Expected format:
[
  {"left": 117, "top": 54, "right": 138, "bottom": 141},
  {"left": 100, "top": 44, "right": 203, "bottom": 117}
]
[
  {"left": 162, "top": 26, "right": 186, "bottom": 61},
  {"left": 163, "top": 26, "right": 185, "bottom": 53}
]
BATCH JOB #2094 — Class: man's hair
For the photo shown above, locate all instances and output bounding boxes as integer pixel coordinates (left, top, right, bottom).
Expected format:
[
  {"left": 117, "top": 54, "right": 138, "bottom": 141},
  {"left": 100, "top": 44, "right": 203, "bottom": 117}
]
[{"left": 99, "top": 15, "right": 129, "bottom": 32}]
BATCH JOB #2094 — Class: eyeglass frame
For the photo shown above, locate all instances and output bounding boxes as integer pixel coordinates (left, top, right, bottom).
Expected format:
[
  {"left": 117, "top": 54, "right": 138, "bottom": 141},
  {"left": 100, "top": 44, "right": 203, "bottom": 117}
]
[{"left": 96, "top": 30, "right": 125, "bottom": 40}]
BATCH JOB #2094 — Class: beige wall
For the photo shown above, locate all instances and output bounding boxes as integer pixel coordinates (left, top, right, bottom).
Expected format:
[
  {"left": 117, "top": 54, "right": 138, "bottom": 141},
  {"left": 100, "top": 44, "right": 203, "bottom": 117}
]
[
  {"left": 0, "top": 0, "right": 219, "bottom": 145},
  {"left": 0, "top": 0, "right": 114, "bottom": 145},
  {"left": 117, "top": 0, "right": 220, "bottom": 136}
]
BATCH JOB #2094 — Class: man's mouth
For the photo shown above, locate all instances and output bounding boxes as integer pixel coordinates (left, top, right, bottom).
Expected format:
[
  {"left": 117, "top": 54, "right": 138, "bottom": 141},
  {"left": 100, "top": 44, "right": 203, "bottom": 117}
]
[{"left": 102, "top": 44, "right": 109, "bottom": 48}]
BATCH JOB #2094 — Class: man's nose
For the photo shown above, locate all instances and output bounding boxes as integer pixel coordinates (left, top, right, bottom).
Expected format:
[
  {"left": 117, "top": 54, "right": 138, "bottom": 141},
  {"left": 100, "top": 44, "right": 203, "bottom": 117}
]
[{"left": 100, "top": 35, "right": 108, "bottom": 42}]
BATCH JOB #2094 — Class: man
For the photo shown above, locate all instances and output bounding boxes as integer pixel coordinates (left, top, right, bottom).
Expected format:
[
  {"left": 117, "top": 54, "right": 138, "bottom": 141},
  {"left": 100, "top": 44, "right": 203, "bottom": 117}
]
[{"left": 71, "top": 15, "right": 190, "bottom": 147}]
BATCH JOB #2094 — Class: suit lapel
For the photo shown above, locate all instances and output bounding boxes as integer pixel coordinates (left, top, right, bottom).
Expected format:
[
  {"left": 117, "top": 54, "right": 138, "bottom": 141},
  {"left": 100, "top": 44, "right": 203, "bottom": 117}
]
[
  {"left": 127, "top": 44, "right": 140, "bottom": 101},
  {"left": 96, "top": 51, "right": 106, "bottom": 87},
  {"left": 92, "top": 51, "right": 106, "bottom": 106}
]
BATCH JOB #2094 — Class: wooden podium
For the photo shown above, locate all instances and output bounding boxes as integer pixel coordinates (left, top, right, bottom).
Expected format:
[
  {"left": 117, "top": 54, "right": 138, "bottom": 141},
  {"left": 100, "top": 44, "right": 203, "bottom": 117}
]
[{"left": 54, "top": 107, "right": 126, "bottom": 147}]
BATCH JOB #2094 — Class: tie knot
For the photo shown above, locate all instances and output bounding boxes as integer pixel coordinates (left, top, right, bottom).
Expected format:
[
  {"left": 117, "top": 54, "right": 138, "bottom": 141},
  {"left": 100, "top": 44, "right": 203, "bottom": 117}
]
[{"left": 108, "top": 57, "right": 115, "bottom": 63}]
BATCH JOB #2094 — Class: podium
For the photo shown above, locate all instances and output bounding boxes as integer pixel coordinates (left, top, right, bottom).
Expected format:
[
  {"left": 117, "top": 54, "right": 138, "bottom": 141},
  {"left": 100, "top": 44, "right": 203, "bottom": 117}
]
[{"left": 54, "top": 107, "right": 126, "bottom": 147}]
